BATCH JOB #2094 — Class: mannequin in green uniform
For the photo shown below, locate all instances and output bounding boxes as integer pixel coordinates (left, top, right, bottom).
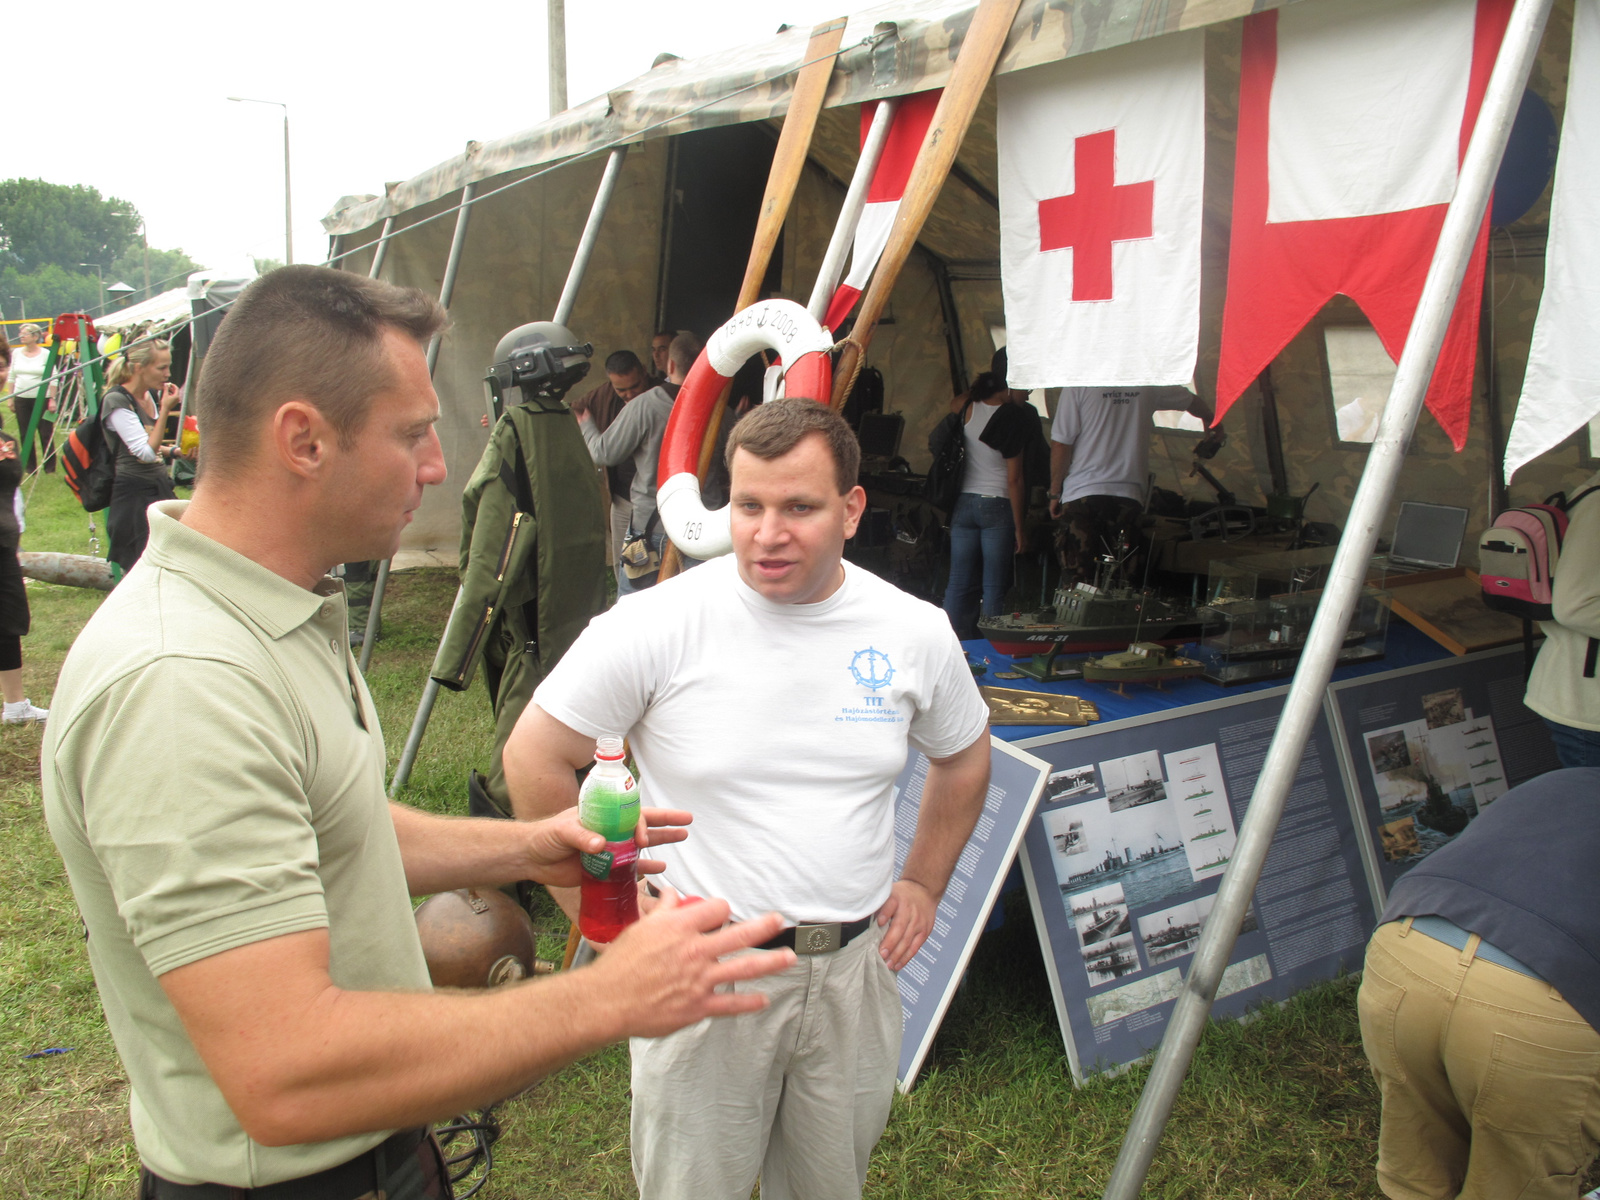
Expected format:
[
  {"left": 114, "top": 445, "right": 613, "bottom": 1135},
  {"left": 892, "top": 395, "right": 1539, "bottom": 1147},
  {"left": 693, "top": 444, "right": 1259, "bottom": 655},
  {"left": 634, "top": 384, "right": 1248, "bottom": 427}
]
[{"left": 431, "top": 321, "right": 608, "bottom": 818}]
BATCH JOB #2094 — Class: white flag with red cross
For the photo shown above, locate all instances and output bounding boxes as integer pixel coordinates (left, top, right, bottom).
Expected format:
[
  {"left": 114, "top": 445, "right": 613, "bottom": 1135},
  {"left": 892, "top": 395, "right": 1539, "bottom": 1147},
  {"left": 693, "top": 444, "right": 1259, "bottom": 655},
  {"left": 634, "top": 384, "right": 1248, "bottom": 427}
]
[
  {"left": 822, "top": 90, "right": 941, "bottom": 335},
  {"left": 997, "top": 30, "right": 1206, "bottom": 389}
]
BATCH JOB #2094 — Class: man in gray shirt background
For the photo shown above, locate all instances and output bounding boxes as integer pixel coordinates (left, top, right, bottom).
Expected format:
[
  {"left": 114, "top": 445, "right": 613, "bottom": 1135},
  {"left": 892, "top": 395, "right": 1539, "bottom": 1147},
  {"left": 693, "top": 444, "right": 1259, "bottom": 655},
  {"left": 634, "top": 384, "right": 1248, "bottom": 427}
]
[{"left": 578, "top": 331, "right": 700, "bottom": 593}]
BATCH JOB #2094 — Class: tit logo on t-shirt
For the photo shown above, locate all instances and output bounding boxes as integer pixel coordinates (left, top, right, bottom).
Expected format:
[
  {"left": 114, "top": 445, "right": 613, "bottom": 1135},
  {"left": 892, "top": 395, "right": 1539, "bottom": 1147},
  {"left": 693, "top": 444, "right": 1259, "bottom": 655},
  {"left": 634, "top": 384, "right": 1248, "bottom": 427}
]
[
  {"left": 849, "top": 647, "right": 895, "bottom": 690},
  {"left": 838, "top": 647, "right": 906, "bottom": 726}
]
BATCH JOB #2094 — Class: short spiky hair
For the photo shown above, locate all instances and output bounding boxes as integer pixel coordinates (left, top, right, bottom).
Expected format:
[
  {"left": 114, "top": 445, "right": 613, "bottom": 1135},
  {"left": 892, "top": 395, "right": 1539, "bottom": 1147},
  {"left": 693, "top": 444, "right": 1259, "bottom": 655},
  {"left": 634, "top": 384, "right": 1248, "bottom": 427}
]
[
  {"left": 196, "top": 265, "right": 446, "bottom": 477},
  {"left": 725, "top": 398, "right": 859, "bottom": 495}
]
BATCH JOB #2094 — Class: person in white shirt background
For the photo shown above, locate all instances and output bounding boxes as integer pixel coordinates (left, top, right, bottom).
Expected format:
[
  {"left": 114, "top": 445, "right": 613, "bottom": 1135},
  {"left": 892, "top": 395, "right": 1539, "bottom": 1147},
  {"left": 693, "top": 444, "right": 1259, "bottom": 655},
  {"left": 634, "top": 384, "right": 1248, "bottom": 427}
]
[
  {"left": 1049, "top": 385, "right": 1219, "bottom": 587},
  {"left": 8, "top": 323, "right": 58, "bottom": 474}
]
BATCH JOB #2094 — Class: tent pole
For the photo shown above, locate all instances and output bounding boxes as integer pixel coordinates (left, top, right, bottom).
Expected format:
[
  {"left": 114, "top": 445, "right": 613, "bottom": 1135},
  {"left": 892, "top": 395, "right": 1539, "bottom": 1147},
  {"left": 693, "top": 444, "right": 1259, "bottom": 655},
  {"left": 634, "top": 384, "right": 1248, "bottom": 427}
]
[
  {"left": 548, "top": 0, "right": 568, "bottom": 115},
  {"left": 363, "top": 187, "right": 475, "bottom": 678},
  {"left": 1099, "top": 3, "right": 1553, "bottom": 1196},
  {"left": 369, "top": 216, "right": 395, "bottom": 280},
  {"left": 806, "top": 96, "right": 899, "bottom": 323},
  {"left": 554, "top": 149, "right": 626, "bottom": 328}
]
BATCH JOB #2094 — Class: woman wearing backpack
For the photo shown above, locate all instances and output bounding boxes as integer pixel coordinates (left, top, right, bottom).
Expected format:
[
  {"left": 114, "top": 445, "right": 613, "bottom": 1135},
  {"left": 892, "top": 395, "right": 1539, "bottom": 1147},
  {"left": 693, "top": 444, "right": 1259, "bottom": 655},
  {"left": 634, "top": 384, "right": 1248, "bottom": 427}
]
[
  {"left": 934, "top": 371, "right": 1030, "bottom": 638},
  {"left": 1525, "top": 476, "right": 1600, "bottom": 767},
  {"left": 102, "top": 339, "right": 181, "bottom": 573}
]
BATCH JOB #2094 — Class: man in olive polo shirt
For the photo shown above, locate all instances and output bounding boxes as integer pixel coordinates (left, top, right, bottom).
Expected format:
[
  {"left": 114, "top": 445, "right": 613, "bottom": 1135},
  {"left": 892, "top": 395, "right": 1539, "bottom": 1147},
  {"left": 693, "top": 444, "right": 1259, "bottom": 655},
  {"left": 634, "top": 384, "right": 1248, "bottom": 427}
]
[{"left": 42, "top": 266, "right": 793, "bottom": 1199}]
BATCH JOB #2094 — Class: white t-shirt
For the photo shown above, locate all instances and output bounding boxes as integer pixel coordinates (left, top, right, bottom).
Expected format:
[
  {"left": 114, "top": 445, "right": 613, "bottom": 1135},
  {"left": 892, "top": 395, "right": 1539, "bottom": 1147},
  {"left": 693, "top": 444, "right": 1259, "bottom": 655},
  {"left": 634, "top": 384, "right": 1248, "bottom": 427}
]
[
  {"left": 9, "top": 348, "right": 48, "bottom": 400},
  {"left": 534, "top": 556, "right": 990, "bottom": 923},
  {"left": 1050, "top": 386, "right": 1188, "bottom": 504},
  {"left": 961, "top": 403, "right": 1011, "bottom": 497}
]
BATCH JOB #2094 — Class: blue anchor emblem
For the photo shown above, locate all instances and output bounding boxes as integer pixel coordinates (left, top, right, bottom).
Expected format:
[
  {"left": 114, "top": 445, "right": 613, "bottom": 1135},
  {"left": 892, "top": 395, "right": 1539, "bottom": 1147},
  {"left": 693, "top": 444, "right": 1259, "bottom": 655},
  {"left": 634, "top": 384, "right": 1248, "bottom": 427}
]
[{"left": 850, "top": 647, "right": 895, "bottom": 691}]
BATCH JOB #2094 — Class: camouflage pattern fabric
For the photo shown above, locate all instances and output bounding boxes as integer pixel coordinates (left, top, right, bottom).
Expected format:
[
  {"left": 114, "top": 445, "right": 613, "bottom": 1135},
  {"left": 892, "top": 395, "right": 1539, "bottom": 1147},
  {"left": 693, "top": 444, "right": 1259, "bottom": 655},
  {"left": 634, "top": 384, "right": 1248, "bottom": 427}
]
[{"left": 321, "top": 0, "right": 1302, "bottom": 240}]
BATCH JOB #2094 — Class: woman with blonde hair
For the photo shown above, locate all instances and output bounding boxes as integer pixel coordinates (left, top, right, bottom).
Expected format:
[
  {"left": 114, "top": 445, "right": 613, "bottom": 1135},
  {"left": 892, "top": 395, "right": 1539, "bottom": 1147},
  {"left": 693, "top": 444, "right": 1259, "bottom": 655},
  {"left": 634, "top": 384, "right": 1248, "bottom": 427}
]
[{"left": 102, "top": 339, "right": 181, "bottom": 572}]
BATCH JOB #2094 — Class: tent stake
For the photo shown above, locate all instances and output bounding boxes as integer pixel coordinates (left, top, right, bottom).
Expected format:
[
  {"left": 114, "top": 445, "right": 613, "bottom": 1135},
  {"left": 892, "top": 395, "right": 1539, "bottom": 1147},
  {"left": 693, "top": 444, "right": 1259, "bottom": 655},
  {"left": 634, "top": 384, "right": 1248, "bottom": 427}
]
[
  {"left": 1098, "top": 2, "right": 1553, "bottom": 1196},
  {"left": 363, "top": 189, "right": 475, "bottom": 677}
]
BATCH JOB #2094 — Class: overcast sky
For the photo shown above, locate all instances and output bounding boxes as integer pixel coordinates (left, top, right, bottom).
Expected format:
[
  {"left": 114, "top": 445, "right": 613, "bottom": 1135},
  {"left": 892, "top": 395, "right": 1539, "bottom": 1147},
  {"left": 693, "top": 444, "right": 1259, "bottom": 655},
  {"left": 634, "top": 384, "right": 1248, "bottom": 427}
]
[{"left": 12, "top": 0, "right": 848, "bottom": 286}]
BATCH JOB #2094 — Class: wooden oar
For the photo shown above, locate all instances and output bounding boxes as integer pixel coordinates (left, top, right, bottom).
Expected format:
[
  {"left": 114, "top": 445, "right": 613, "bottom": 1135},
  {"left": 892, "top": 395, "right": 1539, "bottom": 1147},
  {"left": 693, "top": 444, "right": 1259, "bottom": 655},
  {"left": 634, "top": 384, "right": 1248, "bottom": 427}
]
[
  {"left": 661, "top": 16, "right": 847, "bottom": 582},
  {"left": 696, "top": 15, "right": 847, "bottom": 480},
  {"left": 831, "top": 0, "right": 1023, "bottom": 407}
]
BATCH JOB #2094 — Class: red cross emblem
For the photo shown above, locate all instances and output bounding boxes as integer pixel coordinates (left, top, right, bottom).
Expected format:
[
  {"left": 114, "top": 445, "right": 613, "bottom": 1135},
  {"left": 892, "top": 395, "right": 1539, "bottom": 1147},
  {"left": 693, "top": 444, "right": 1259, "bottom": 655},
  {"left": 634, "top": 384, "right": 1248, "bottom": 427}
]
[{"left": 1037, "top": 129, "right": 1154, "bottom": 303}]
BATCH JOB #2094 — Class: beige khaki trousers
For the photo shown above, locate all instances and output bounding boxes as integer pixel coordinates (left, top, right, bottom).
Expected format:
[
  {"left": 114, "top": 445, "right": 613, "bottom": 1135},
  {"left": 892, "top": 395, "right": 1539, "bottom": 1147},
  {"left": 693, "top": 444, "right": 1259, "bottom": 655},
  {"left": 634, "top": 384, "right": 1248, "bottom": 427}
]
[
  {"left": 1359, "top": 919, "right": 1600, "bottom": 1200},
  {"left": 630, "top": 922, "right": 901, "bottom": 1200}
]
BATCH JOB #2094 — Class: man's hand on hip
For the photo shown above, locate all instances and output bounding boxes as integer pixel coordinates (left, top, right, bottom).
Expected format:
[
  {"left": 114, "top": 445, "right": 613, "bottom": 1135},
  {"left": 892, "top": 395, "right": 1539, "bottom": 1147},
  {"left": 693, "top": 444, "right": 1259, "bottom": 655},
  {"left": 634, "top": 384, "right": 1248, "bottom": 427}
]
[{"left": 875, "top": 878, "right": 937, "bottom": 971}]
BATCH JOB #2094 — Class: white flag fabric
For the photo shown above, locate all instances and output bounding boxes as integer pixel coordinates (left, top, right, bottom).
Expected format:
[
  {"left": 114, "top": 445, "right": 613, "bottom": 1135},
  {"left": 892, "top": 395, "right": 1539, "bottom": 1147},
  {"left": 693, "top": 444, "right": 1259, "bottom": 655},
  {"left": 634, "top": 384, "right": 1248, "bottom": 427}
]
[
  {"left": 997, "top": 30, "right": 1205, "bottom": 389},
  {"left": 1266, "top": 0, "right": 1479, "bottom": 224},
  {"left": 1505, "top": 0, "right": 1600, "bottom": 481}
]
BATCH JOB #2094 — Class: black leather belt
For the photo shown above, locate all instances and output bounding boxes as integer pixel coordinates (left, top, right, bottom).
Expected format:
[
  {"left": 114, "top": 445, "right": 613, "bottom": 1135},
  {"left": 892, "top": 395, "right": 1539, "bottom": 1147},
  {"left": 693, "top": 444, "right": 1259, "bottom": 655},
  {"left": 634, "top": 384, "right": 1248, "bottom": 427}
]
[
  {"left": 760, "top": 917, "right": 873, "bottom": 956},
  {"left": 139, "top": 1126, "right": 431, "bottom": 1200}
]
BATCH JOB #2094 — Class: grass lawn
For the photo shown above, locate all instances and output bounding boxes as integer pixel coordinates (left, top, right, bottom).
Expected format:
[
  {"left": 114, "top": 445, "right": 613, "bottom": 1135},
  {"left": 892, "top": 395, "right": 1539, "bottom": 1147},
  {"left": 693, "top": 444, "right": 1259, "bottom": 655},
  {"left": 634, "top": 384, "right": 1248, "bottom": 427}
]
[{"left": 0, "top": 444, "right": 1408, "bottom": 1199}]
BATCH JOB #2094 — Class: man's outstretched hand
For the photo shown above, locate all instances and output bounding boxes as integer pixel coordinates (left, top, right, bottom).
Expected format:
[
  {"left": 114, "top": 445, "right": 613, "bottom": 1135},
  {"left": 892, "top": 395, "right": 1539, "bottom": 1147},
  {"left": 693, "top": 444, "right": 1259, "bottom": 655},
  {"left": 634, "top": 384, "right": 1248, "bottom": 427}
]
[{"left": 594, "top": 895, "right": 793, "bottom": 1036}]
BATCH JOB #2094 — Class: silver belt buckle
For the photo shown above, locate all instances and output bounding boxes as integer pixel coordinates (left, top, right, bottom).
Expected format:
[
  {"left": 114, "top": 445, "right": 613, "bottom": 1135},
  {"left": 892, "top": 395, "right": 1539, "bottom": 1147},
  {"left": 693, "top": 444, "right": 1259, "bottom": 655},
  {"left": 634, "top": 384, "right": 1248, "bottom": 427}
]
[{"left": 794, "top": 922, "right": 842, "bottom": 955}]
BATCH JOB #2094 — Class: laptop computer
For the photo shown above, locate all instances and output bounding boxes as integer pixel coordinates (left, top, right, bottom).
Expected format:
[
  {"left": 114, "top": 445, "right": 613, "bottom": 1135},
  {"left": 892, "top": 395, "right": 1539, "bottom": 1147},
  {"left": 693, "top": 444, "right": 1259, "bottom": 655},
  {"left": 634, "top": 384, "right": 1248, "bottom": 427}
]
[{"left": 1379, "top": 501, "right": 1470, "bottom": 575}]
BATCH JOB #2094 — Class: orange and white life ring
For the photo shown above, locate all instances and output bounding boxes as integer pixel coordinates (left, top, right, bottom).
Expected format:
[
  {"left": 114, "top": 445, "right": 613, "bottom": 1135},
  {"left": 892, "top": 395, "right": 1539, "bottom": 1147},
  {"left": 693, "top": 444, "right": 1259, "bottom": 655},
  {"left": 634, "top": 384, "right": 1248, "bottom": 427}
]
[{"left": 656, "top": 299, "right": 834, "bottom": 559}]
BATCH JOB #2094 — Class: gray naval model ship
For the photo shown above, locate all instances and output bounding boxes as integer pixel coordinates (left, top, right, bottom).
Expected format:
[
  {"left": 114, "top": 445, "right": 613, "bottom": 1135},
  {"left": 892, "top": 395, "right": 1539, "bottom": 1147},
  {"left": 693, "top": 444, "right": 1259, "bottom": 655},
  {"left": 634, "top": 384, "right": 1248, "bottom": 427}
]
[{"left": 980, "top": 551, "right": 1204, "bottom": 656}]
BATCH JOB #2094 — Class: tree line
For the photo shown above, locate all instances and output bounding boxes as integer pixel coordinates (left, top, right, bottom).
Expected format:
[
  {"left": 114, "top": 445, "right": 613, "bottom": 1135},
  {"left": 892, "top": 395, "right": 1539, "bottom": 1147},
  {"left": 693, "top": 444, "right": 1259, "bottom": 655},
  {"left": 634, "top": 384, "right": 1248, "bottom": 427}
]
[{"left": 0, "top": 178, "right": 199, "bottom": 322}]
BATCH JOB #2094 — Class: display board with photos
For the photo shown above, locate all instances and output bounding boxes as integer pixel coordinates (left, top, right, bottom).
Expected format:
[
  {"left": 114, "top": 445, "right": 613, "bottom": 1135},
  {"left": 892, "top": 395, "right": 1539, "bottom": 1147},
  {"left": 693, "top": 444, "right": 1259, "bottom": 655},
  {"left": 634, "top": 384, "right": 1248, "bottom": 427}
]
[
  {"left": 1325, "top": 645, "right": 1561, "bottom": 903},
  {"left": 891, "top": 737, "right": 1050, "bottom": 1091},
  {"left": 1015, "top": 689, "right": 1375, "bottom": 1084}
]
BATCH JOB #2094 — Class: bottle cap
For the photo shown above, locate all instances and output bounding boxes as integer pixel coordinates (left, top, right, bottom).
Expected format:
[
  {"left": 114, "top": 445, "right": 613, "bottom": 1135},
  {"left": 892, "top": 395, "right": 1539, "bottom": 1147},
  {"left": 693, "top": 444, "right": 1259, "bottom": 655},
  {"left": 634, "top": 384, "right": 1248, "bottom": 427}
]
[{"left": 595, "top": 735, "right": 625, "bottom": 761}]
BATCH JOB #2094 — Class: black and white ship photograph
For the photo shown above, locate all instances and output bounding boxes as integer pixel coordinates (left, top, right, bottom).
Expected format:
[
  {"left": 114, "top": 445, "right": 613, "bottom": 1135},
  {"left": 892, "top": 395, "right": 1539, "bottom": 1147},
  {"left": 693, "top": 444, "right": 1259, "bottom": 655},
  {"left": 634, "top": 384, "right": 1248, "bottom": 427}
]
[
  {"left": 1046, "top": 764, "right": 1099, "bottom": 802},
  {"left": 1081, "top": 933, "right": 1141, "bottom": 986},
  {"left": 1100, "top": 750, "right": 1168, "bottom": 811},
  {"left": 1069, "top": 882, "right": 1131, "bottom": 948}
]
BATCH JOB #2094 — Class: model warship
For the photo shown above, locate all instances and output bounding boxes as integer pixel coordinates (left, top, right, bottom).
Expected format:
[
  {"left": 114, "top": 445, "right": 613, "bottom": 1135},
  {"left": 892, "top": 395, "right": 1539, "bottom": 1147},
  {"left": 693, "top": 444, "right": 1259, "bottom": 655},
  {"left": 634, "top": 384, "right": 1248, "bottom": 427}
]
[
  {"left": 1081, "top": 642, "right": 1205, "bottom": 693},
  {"left": 979, "top": 548, "right": 1204, "bottom": 656}
]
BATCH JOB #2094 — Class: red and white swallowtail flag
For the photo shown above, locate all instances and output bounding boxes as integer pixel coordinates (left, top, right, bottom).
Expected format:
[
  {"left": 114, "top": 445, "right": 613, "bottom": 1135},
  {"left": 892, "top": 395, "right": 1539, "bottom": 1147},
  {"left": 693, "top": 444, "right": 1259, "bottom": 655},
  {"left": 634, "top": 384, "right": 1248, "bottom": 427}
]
[
  {"left": 1215, "top": 0, "right": 1513, "bottom": 449},
  {"left": 821, "top": 90, "right": 941, "bottom": 334}
]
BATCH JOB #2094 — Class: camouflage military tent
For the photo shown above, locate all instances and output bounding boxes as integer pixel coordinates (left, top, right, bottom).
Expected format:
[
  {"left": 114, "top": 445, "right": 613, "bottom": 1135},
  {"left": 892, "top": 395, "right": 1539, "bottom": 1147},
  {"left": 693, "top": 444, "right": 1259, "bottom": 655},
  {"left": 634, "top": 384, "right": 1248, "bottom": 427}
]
[{"left": 322, "top": 0, "right": 1585, "bottom": 569}]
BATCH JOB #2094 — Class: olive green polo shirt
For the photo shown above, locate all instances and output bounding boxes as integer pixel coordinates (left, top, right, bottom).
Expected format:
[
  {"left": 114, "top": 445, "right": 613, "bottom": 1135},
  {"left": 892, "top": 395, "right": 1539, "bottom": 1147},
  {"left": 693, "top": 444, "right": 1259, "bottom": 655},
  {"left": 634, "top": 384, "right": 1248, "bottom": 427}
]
[{"left": 42, "top": 501, "right": 431, "bottom": 1188}]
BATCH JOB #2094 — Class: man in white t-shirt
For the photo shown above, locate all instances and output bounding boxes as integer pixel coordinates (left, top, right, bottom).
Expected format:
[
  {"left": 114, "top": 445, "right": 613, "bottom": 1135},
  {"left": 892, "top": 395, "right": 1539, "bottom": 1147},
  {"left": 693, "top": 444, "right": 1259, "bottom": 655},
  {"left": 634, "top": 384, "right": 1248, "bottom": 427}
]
[
  {"left": 505, "top": 399, "right": 992, "bottom": 1200},
  {"left": 1049, "top": 386, "right": 1218, "bottom": 586}
]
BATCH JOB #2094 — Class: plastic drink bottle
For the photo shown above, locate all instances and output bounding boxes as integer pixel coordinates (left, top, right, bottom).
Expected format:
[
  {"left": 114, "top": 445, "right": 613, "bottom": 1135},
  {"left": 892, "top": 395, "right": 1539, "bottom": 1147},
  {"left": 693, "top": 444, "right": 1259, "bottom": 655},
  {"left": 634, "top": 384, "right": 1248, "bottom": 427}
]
[{"left": 578, "top": 735, "right": 641, "bottom": 943}]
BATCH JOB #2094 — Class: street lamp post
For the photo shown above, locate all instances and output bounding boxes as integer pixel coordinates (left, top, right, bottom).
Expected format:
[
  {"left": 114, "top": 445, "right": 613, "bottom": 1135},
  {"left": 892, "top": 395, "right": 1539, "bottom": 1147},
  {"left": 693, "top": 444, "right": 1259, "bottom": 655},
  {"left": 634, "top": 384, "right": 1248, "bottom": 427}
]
[
  {"left": 79, "top": 263, "right": 106, "bottom": 311},
  {"left": 227, "top": 96, "right": 294, "bottom": 265}
]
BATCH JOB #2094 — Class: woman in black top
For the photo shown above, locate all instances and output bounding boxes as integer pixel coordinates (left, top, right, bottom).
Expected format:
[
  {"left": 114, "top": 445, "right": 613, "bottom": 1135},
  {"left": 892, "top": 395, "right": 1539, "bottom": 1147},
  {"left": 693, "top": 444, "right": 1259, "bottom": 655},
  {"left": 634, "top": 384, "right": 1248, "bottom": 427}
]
[{"left": 101, "top": 339, "right": 181, "bottom": 573}]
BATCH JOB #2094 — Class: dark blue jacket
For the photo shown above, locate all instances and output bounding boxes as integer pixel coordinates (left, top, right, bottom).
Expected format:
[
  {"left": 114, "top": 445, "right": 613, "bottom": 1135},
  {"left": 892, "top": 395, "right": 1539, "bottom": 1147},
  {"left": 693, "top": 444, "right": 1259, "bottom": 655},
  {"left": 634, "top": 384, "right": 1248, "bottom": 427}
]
[{"left": 1382, "top": 768, "right": 1600, "bottom": 1029}]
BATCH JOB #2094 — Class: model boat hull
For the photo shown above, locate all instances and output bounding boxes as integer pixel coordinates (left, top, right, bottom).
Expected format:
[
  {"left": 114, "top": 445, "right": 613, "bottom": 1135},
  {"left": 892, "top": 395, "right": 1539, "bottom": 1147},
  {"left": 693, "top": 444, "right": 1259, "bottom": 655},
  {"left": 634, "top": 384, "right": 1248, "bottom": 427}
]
[{"left": 980, "top": 611, "right": 1204, "bottom": 656}]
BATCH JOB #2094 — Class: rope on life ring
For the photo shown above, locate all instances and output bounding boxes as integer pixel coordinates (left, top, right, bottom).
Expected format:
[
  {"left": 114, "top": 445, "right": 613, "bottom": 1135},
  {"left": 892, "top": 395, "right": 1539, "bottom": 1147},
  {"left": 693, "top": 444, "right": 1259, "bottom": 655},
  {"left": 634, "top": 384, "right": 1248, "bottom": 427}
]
[{"left": 656, "top": 299, "right": 833, "bottom": 559}]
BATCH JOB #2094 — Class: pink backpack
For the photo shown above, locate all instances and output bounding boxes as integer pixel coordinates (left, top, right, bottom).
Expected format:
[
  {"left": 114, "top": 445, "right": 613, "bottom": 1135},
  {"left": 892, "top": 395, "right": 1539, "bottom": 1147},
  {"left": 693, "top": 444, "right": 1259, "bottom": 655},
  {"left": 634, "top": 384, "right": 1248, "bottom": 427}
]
[{"left": 1478, "top": 486, "right": 1600, "bottom": 621}]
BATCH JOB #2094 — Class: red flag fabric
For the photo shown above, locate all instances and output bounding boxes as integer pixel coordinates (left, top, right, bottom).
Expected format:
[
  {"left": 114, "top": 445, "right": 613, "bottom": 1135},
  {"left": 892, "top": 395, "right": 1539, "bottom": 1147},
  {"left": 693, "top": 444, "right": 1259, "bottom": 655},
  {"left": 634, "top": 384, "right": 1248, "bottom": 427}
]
[
  {"left": 821, "top": 90, "right": 941, "bottom": 334},
  {"left": 1215, "top": 0, "right": 1512, "bottom": 449}
]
